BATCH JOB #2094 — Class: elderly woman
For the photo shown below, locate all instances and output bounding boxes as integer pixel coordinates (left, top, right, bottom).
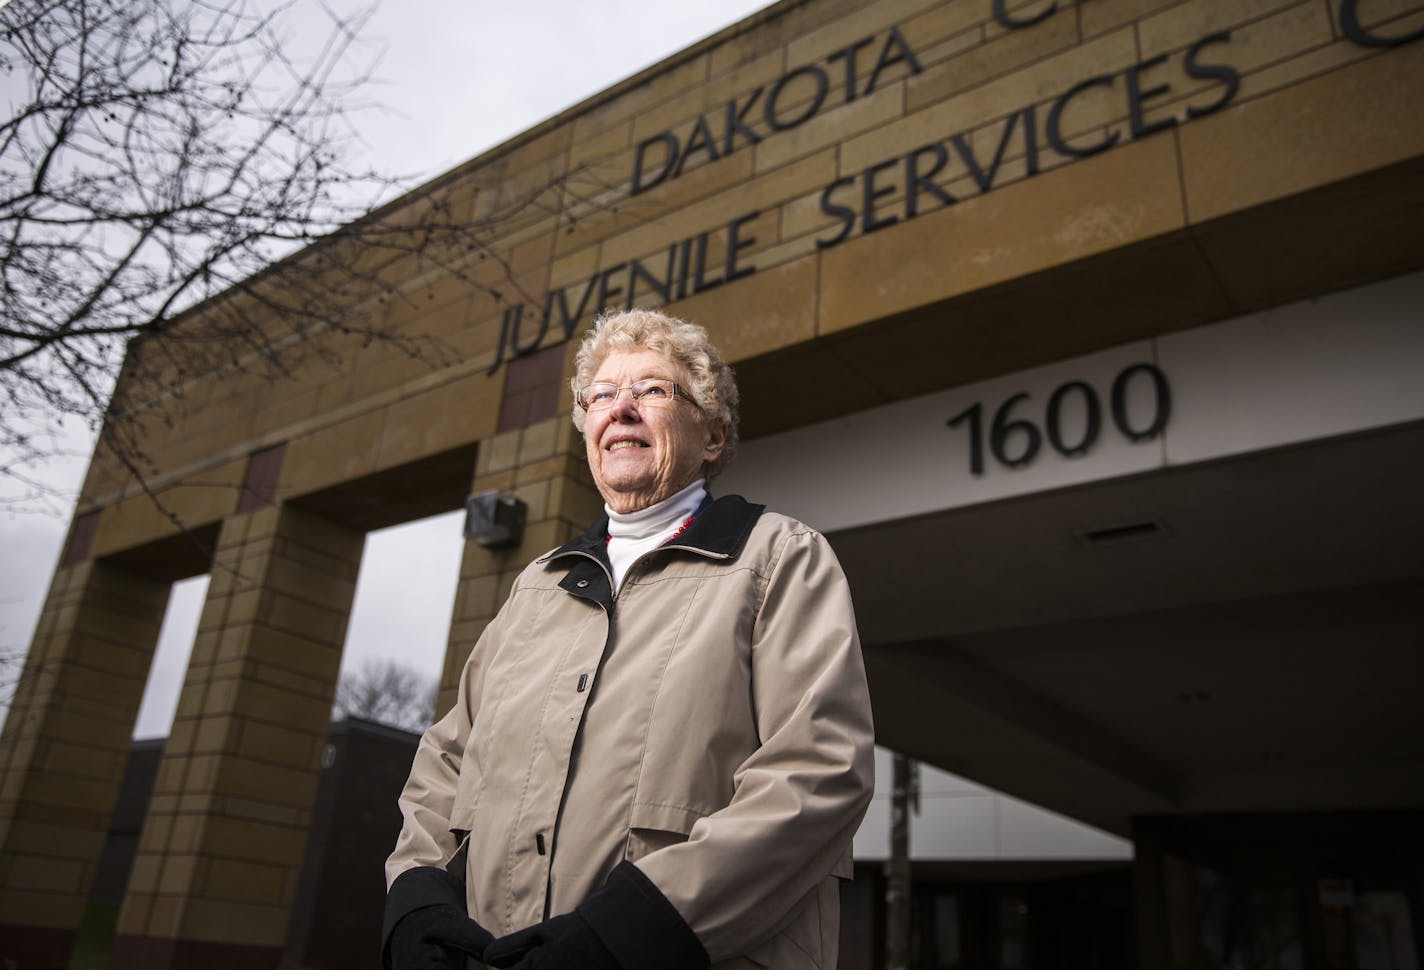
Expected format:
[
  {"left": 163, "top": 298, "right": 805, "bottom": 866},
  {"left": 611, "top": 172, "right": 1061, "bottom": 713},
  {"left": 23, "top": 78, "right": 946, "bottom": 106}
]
[{"left": 382, "top": 309, "right": 874, "bottom": 970}]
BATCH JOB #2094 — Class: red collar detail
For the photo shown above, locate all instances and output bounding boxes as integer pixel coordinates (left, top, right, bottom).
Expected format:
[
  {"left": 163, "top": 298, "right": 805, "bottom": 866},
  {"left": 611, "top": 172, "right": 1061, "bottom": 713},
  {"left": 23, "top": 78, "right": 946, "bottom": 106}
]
[
  {"left": 666, "top": 514, "right": 696, "bottom": 543},
  {"left": 603, "top": 513, "right": 696, "bottom": 545}
]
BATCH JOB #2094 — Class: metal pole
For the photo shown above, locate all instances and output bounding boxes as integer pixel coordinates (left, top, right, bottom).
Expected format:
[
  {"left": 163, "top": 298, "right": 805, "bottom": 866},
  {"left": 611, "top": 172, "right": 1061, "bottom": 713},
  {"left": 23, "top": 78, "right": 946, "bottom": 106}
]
[{"left": 886, "top": 751, "right": 918, "bottom": 970}]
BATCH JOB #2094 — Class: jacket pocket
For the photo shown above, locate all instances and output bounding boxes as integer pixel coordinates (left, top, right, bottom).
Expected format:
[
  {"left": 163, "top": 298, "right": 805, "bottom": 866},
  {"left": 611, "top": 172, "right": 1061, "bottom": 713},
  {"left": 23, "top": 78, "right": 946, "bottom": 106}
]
[
  {"left": 739, "top": 876, "right": 836, "bottom": 970},
  {"left": 447, "top": 793, "right": 476, "bottom": 872},
  {"left": 624, "top": 801, "right": 702, "bottom": 863},
  {"left": 740, "top": 925, "right": 822, "bottom": 969}
]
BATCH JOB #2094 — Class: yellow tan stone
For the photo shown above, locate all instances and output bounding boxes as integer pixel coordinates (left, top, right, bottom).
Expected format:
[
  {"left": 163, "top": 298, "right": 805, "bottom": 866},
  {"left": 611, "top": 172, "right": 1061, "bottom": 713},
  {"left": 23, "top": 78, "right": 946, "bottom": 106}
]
[
  {"left": 786, "top": 0, "right": 942, "bottom": 66},
  {"left": 278, "top": 409, "right": 384, "bottom": 500},
  {"left": 157, "top": 852, "right": 202, "bottom": 895},
  {"left": 1138, "top": 0, "right": 1311, "bottom": 59},
  {"left": 841, "top": 28, "right": 1138, "bottom": 173},
  {"left": 471, "top": 468, "right": 516, "bottom": 494},
  {"left": 906, "top": 4, "right": 1077, "bottom": 114},
  {"left": 201, "top": 816, "right": 307, "bottom": 865},
  {"left": 215, "top": 757, "right": 318, "bottom": 807},
  {"left": 193, "top": 715, "right": 238, "bottom": 755},
  {"left": 901, "top": 2, "right": 989, "bottom": 55},
  {"left": 707, "top": 24, "right": 775, "bottom": 81},
  {"left": 549, "top": 476, "right": 604, "bottom": 531},
  {"left": 88, "top": 467, "right": 241, "bottom": 559},
  {"left": 517, "top": 417, "right": 561, "bottom": 466},
  {"left": 237, "top": 720, "right": 319, "bottom": 768},
  {"left": 667, "top": 254, "right": 819, "bottom": 364},
  {"left": 375, "top": 373, "right": 497, "bottom": 471},
  {"left": 755, "top": 80, "right": 905, "bottom": 174},
  {"left": 202, "top": 857, "right": 287, "bottom": 903},
  {"left": 1080, "top": 0, "right": 1180, "bottom": 39},
  {"left": 900, "top": 23, "right": 984, "bottom": 93},
  {"left": 569, "top": 53, "right": 711, "bottom": 149},
  {"left": 479, "top": 429, "right": 523, "bottom": 475},
  {"left": 555, "top": 148, "right": 758, "bottom": 261},
  {"left": 631, "top": 46, "right": 786, "bottom": 146},
  {"left": 570, "top": 118, "right": 632, "bottom": 173},
  {"left": 179, "top": 896, "right": 289, "bottom": 946},
  {"left": 218, "top": 795, "right": 304, "bottom": 827},
  {"left": 184, "top": 755, "right": 219, "bottom": 793},
  {"left": 246, "top": 657, "right": 336, "bottom": 697},
  {"left": 224, "top": 677, "right": 332, "bottom": 729},
  {"left": 549, "top": 246, "right": 603, "bottom": 295},
  {"left": 4, "top": 854, "right": 85, "bottom": 895},
  {"left": 262, "top": 558, "right": 357, "bottom": 613},
  {"left": 0, "top": 887, "right": 85, "bottom": 927},
  {"left": 458, "top": 573, "right": 501, "bottom": 622},
  {"left": 603, "top": 151, "right": 836, "bottom": 266},
  {"left": 125, "top": 852, "right": 162, "bottom": 895},
  {"left": 1180, "top": 39, "right": 1424, "bottom": 223},
  {"left": 40, "top": 737, "right": 130, "bottom": 780},
  {"left": 819, "top": 132, "right": 1185, "bottom": 334},
  {"left": 1234, "top": 35, "right": 1369, "bottom": 104}
]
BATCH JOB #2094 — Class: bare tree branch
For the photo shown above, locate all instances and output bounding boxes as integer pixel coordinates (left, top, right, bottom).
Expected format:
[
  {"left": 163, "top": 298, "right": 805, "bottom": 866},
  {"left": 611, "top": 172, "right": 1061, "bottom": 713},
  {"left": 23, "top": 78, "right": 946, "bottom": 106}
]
[
  {"left": 2, "top": 0, "right": 600, "bottom": 519},
  {"left": 333, "top": 657, "right": 435, "bottom": 734}
]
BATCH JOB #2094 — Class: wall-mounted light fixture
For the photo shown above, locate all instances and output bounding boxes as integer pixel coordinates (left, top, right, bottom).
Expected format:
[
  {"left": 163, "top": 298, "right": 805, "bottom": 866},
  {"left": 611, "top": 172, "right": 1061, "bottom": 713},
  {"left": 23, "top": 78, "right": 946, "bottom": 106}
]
[{"left": 463, "top": 491, "right": 528, "bottom": 548}]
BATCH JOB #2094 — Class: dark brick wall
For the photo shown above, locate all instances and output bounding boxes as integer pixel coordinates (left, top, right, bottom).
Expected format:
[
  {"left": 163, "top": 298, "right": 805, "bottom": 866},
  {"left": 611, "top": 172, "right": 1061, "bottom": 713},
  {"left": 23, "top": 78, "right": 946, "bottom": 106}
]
[
  {"left": 283, "top": 717, "right": 420, "bottom": 970},
  {"left": 95, "top": 720, "right": 419, "bottom": 970},
  {"left": 90, "top": 739, "right": 164, "bottom": 908}
]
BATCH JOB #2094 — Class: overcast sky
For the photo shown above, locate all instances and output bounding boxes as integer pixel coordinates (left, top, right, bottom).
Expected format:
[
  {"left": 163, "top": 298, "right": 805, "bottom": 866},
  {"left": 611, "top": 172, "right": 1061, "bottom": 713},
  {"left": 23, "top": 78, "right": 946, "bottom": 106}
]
[{"left": 0, "top": 0, "right": 774, "bottom": 739}]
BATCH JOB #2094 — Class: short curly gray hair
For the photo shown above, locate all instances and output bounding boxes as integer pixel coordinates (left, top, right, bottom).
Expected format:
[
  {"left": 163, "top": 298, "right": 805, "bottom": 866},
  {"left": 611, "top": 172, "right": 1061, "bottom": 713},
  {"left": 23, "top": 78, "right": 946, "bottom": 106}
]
[{"left": 570, "top": 308, "right": 739, "bottom": 478}]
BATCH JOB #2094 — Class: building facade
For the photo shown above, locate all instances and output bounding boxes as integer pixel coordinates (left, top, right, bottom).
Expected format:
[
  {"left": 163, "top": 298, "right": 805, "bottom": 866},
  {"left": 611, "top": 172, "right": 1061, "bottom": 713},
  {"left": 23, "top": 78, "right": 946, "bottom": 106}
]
[{"left": 2, "top": 1, "right": 1422, "bottom": 968}]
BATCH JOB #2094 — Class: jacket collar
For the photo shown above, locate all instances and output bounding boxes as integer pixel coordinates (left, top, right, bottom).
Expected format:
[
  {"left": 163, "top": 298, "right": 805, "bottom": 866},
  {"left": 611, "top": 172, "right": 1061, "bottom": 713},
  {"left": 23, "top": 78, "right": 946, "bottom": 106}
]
[
  {"left": 541, "top": 494, "right": 766, "bottom": 608},
  {"left": 544, "top": 493, "right": 765, "bottom": 565}
]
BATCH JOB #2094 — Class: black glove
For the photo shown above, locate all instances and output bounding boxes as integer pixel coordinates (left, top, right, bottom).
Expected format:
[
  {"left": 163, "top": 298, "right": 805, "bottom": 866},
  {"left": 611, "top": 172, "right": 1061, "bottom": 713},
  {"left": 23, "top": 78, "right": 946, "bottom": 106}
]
[
  {"left": 482, "top": 910, "right": 616, "bottom": 969},
  {"left": 383, "top": 866, "right": 494, "bottom": 970},
  {"left": 483, "top": 861, "right": 708, "bottom": 970}
]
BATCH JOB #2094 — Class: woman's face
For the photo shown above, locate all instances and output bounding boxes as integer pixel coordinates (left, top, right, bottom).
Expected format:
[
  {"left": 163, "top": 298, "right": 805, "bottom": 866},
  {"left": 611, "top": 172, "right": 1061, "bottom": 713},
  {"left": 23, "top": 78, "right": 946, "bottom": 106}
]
[{"left": 582, "top": 348, "right": 725, "bottom": 514}]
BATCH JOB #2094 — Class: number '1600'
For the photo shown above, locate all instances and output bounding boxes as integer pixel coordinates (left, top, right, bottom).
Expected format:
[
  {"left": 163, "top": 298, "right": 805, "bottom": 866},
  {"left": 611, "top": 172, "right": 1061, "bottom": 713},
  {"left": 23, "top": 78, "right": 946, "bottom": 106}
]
[{"left": 946, "top": 363, "right": 1171, "bottom": 476}]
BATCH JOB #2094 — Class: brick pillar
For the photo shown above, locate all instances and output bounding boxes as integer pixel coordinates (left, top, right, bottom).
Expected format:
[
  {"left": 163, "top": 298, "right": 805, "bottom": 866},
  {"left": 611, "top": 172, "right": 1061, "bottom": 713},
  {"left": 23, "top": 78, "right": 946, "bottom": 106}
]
[
  {"left": 109, "top": 504, "right": 362, "bottom": 970},
  {"left": 439, "top": 416, "right": 600, "bottom": 712},
  {"left": 0, "top": 561, "right": 170, "bottom": 970}
]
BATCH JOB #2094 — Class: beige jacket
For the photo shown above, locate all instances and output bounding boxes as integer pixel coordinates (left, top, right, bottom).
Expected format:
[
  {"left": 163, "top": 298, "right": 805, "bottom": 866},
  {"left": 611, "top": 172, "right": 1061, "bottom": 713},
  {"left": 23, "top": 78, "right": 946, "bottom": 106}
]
[{"left": 387, "top": 496, "right": 875, "bottom": 968}]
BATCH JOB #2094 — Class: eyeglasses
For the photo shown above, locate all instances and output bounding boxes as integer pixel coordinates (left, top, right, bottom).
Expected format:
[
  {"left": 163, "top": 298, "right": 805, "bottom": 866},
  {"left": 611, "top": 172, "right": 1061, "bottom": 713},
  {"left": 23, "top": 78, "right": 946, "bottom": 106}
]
[{"left": 576, "top": 378, "right": 701, "bottom": 412}]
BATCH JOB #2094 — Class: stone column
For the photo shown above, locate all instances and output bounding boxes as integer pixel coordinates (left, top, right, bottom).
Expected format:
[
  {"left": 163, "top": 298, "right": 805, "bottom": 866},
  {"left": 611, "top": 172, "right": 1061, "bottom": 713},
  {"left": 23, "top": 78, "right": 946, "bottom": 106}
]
[
  {"left": 439, "top": 416, "right": 600, "bottom": 712},
  {"left": 108, "top": 503, "right": 362, "bottom": 970},
  {"left": 0, "top": 560, "right": 170, "bottom": 970}
]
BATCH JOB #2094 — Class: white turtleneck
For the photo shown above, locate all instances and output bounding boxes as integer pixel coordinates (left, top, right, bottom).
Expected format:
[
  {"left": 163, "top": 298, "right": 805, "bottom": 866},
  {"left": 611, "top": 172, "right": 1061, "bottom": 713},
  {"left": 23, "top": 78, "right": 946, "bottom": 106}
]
[{"left": 605, "top": 478, "right": 707, "bottom": 592}]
